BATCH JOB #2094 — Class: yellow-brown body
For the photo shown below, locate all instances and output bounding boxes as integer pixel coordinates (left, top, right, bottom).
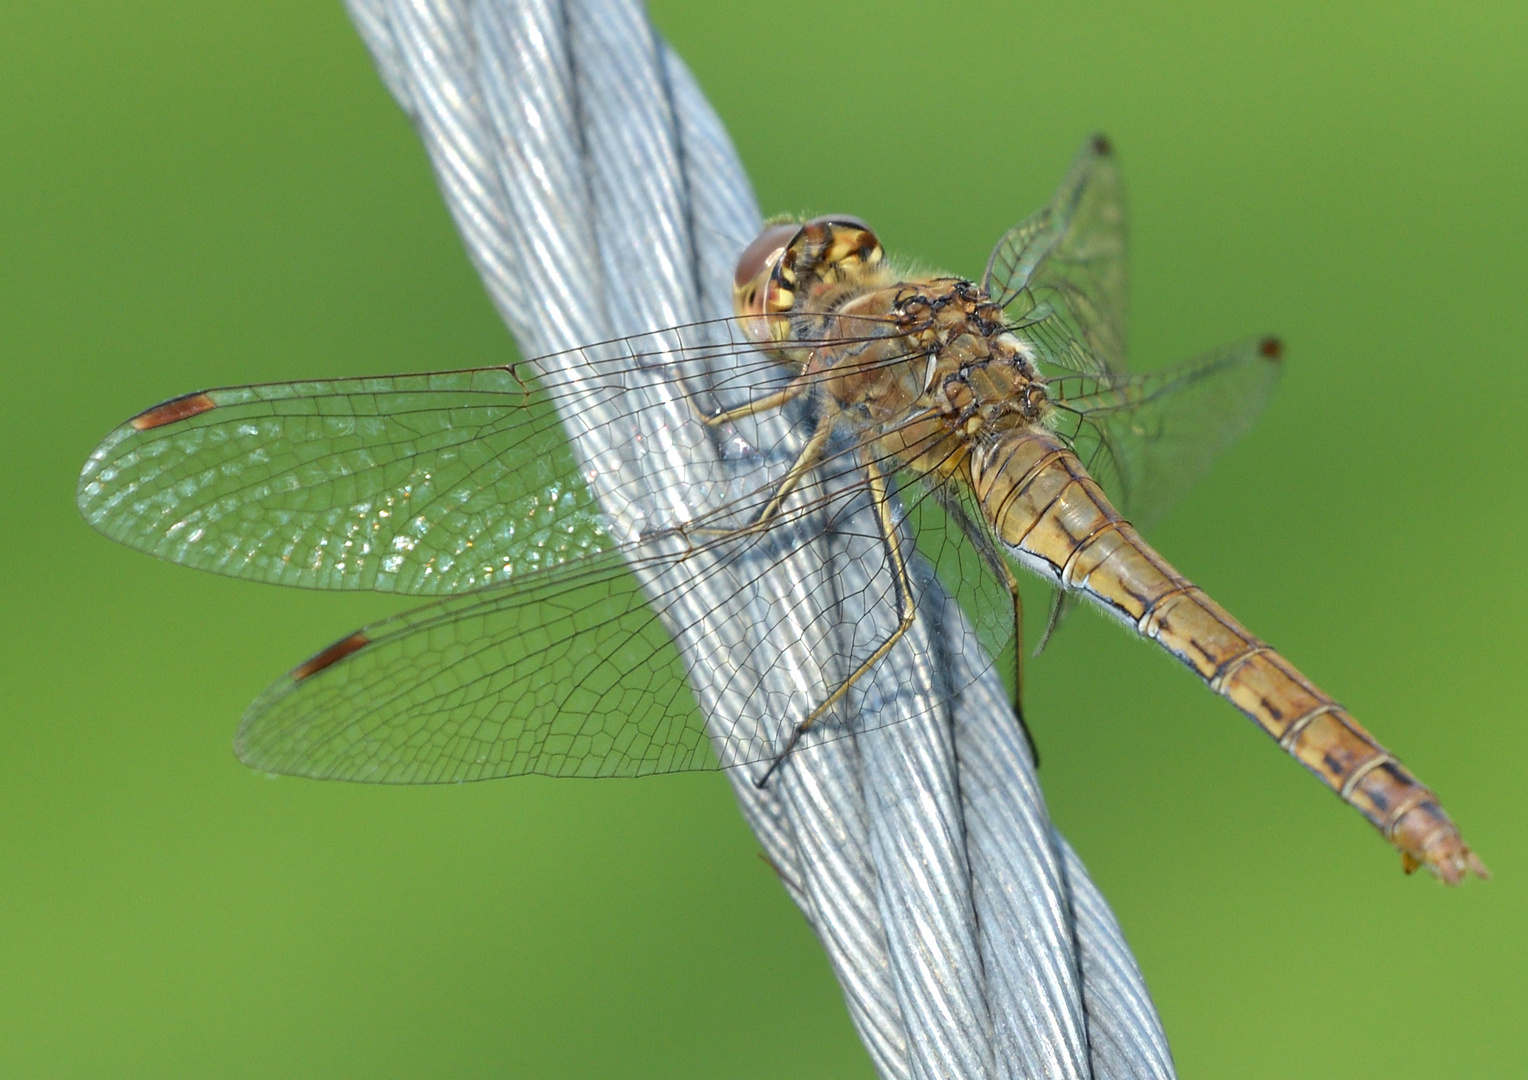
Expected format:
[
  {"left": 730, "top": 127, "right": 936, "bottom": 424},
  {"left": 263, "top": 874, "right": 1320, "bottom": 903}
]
[
  {"left": 970, "top": 425, "right": 1479, "bottom": 880},
  {"left": 736, "top": 217, "right": 1484, "bottom": 883}
]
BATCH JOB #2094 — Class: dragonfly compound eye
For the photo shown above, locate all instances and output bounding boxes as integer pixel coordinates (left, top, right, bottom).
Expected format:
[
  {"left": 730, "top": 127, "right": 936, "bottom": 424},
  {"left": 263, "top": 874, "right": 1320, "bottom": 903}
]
[
  {"left": 734, "top": 221, "right": 804, "bottom": 342},
  {"left": 733, "top": 223, "right": 801, "bottom": 312}
]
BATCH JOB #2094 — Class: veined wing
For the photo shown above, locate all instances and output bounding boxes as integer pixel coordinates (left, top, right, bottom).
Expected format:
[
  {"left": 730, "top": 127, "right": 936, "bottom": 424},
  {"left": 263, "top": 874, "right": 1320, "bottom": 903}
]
[
  {"left": 77, "top": 367, "right": 603, "bottom": 594},
  {"left": 1048, "top": 336, "right": 1284, "bottom": 534},
  {"left": 982, "top": 137, "right": 1276, "bottom": 648},
  {"left": 234, "top": 549, "right": 703, "bottom": 780},
  {"left": 983, "top": 135, "right": 1126, "bottom": 376},
  {"left": 81, "top": 315, "right": 942, "bottom": 783},
  {"left": 984, "top": 136, "right": 1278, "bottom": 532},
  {"left": 230, "top": 541, "right": 757, "bottom": 781},
  {"left": 76, "top": 317, "right": 899, "bottom": 595},
  {"left": 234, "top": 443, "right": 933, "bottom": 783}
]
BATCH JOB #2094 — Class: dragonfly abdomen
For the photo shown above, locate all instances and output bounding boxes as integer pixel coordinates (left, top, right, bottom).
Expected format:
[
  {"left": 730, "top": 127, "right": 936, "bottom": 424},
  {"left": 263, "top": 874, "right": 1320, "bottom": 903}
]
[{"left": 970, "top": 427, "right": 1485, "bottom": 883}]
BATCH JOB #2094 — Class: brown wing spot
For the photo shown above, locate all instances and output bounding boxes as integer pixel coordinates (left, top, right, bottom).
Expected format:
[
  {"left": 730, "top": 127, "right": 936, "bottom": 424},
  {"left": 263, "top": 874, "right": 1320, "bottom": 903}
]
[
  {"left": 1092, "top": 133, "right": 1113, "bottom": 156},
  {"left": 290, "top": 631, "right": 371, "bottom": 682},
  {"left": 131, "top": 392, "right": 217, "bottom": 430},
  {"left": 1258, "top": 336, "right": 1284, "bottom": 361}
]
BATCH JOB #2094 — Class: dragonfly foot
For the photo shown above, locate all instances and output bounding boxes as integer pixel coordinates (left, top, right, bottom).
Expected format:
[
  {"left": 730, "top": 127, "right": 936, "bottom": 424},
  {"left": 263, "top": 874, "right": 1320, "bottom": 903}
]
[
  {"left": 1014, "top": 699, "right": 1041, "bottom": 769},
  {"left": 755, "top": 722, "right": 809, "bottom": 788}
]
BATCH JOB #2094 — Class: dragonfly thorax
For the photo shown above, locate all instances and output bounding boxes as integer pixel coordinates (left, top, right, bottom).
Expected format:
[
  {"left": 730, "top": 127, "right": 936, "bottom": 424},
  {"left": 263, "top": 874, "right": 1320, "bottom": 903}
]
[
  {"left": 893, "top": 276, "right": 1048, "bottom": 431},
  {"left": 816, "top": 275, "right": 1050, "bottom": 482},
  {"left": 732, "top": 215, "right": 1050, "bottom": 483}
]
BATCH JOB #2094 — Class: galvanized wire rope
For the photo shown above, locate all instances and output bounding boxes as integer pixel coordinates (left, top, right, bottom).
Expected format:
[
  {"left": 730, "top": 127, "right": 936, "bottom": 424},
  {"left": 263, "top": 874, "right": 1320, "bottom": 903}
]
[{"left": 342, "top": 2, "right": 1175, "bottom": 1076}]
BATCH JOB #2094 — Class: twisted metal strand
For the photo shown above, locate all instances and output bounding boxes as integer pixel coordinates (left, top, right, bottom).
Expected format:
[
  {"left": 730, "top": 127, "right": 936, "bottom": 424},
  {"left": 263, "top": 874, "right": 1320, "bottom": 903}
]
[{"left": 342, "top": 2, "right": 1174, "bottom": 1076}]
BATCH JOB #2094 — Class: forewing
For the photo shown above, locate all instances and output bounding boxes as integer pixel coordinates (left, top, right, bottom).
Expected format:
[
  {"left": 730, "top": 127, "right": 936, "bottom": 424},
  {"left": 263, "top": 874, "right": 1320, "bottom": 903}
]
[
  {"left": 983, "top": 135, "right": 1127, "bottom": 375},
  {"left": 75, "top": 320, "right": 825, "bottom": 595},
  {"left": 76, "top": 367, "right": 613, "bottom": 593},
  {"left": 79, "top": 312, "right": 959, "bottom": 781},
  {"left": 1048, "top": 337, "right": 1283, "bottom": 534}
]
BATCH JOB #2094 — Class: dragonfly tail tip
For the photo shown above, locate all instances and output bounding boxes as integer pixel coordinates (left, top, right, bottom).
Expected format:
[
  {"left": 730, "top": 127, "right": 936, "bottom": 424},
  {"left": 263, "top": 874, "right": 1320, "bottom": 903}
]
[{"left": 1465, "top": 850, "right": 1491, "bottom": 881}]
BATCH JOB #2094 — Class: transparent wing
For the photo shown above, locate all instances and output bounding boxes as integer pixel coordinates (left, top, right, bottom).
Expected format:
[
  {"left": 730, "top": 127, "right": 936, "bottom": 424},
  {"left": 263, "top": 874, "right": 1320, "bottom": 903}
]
[
  {"left": 76, "top": 319, "right": 859, "bottom": 595},
  {"left": 983, "top": 135, "right": 1127, "bottom": 375},
  {"left": 77, "top": 368, "right": 603, "bottom": 594},
  {"left": 982, "top": 138, "right": 1277, "bottom": 653},
  {"left": 905, "top": 478, "right": 1023, "bottom": 683},
  {"left": 235, "top": 452, "right": 926, "bottom": 783},
  {"left": 1048, "top": 336, "right": 1284, "bottom": 534},
  {"left": 82, "top": 315, "right": 950, "bottom": 782},
  {"left": 235, "top": 549, "right": 712, "bottom": 780}
]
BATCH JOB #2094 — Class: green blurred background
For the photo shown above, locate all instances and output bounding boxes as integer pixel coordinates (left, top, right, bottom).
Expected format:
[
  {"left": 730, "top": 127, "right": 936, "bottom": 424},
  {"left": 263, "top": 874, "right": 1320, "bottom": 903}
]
[{"left": 2, "top": 1, "right": 1523, "bottom": 1076}]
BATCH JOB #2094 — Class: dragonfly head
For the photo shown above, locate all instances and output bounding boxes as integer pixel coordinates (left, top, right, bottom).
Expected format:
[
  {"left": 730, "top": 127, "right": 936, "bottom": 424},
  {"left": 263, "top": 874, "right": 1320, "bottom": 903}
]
[{"left": 733, "top": 215, "right": 884, "bottom": 343}]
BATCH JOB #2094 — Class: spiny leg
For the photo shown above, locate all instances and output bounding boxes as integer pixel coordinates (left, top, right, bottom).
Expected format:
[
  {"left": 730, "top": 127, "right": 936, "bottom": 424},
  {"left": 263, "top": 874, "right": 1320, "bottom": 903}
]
[
  {"left": 1000, "top": 560, "right": 1040, "bottom": 768},
  {"left": 756, "top": 444, "right": 919, "bottom": 788},
  {"left": 751, "top": 407, "right": 838, "bottom": 526},
  {"left": 691, "top": 370, "right": 814, "bottom": 427},
  {"left": 935, "top": 491, "right": 1041, "bottom": 767},
  {"left": 671, "top": 359, "right": 841, "bottom": 540},
  {"left": 1033, "top": 586, "right": 1074, "bottom": 658},
  {"left": 686, "top": 405, "right": 840, "bottom": 545}
]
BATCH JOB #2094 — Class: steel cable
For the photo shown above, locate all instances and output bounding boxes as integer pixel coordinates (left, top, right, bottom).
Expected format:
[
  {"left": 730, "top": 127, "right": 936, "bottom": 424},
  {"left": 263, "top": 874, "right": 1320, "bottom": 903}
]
[{"left": 342, "top": 2, "right": 1175, "bottom": 1076}]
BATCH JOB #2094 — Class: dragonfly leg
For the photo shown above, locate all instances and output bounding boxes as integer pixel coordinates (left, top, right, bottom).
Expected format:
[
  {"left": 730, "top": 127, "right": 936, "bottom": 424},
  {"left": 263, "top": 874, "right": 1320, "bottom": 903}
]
[
  {"left": 740, "top": 405, "right": 951, "bottom": 532},
  {"left": 997, "top": 560, "right": 1040, "bottom": 767},
  {"left": 935, "top": 492, "right": 1040, "bottom": 767},
  {"left": 750, "top": 408, "right": 836, "bottom": 526},
  {"left": 1033, "top": 587, "right": 1071, "bottom": 657},
  {"left": 686, "top": 371, "right": 813, "bottom": 427},
  {"left": 755, "top": 444, "right": 918, "bottom": 788},
  {"left": 686, "top": 405, "right": 840, "bottom": 542}
]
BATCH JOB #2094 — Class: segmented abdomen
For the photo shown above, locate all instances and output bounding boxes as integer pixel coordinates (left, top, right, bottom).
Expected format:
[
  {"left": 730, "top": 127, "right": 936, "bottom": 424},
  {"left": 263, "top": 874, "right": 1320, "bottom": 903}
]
[{"left": 969, "top": 427, "right": 1484, "bottom": 883}]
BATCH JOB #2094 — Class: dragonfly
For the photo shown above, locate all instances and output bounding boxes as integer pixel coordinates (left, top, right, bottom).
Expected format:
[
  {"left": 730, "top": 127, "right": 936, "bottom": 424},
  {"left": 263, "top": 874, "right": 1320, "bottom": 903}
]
[{"left": 77, "top": 136, "right": 1484, "bottom": 884}]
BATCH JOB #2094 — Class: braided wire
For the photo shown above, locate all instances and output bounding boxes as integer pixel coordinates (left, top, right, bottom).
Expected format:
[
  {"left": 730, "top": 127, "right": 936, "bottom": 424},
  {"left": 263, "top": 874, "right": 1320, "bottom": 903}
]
[{"left": 342, "top": 2, "right": 1175, "bottom": 1076}]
